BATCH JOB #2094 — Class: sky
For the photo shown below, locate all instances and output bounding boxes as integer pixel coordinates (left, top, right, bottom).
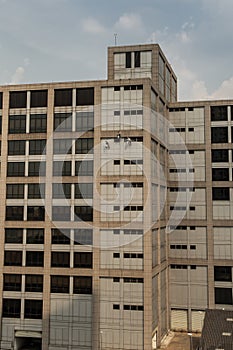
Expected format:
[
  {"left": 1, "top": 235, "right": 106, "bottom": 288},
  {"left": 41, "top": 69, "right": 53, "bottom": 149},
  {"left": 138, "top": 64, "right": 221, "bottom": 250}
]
[{"left": 0, "top": 0, "right": 233, "bottom": 101}]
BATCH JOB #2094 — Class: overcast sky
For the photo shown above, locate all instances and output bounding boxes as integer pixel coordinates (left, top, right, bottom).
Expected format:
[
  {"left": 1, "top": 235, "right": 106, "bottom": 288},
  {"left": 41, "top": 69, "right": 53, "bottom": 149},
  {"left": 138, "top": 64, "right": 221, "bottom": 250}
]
[{"left": 0, "top": 0, "right": 232, "bottom": 101}]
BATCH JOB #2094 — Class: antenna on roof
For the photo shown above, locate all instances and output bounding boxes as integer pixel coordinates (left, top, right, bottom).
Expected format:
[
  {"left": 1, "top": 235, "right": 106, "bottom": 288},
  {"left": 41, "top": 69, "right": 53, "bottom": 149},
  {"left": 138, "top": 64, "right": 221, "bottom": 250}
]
[{"left": 114, "top": 33, "right": 118, "bottom": 46}]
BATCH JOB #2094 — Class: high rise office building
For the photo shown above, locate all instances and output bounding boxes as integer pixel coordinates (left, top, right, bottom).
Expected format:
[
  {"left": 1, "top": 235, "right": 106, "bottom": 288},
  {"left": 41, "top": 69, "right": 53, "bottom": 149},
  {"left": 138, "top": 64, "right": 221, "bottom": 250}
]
[{"left": 0, "top": 44, "right": 231, "bottom": 350}]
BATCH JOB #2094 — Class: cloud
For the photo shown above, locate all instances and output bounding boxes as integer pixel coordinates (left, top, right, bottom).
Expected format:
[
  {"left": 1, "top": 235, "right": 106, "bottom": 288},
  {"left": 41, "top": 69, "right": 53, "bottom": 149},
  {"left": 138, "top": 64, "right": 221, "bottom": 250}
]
[
  {"left": 82, "top": 17, "right": 106, "bottom": 34},
  {"left": 211, "top": 77, "right": 233, "bottom": 100},
  {"left": 11, "top": 66, "right": 25, "bottom": 84},
  {"left": 115, "top": 13, "right": 142, "bottom": 31}
]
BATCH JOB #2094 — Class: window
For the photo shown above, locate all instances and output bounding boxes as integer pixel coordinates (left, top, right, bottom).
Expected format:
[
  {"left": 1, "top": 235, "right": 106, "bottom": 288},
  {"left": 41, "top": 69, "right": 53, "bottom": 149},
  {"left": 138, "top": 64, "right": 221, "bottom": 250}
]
[
  {"left": 2, "top": 299, "right": 21, "bottom": 318},
  {"left": 73, "top": 276, "right": 92, "bottom": 294},
  {"left": 212, "top": 187, "right": 230, "bottom": 200},
  {"left": 54, "top": 88, "right": 72, "bottom": 106},
  {"left": 53, "top": 138, "right": 72, "bottom": 154},
  {"left": 75, "top": 160, "right": 93, "bottom": 176},
  {"left": 3, "top": 274, "right": 21, "bottom": 291},
  {"left": 28, "top": 183, "right": 45, "bottom": 199},
  {"left": 214, "top": 266, "right": 232, "bottom": 282},
  {"left": 52, "top": 183, "right": 71, "bottom": 199},
  {"left": 75, "top": 138, "right": 93, "bottom": 154},
  {"left": 29, "top": 140, "right": 46, "bottom": 155},
  {"left": 215, "top": 287, "right": 232, "bottom": 305},
  {"left": 27, "top": 206, "right": 45, "bottom": 221},
  {"left": 76, "top": 111, "right": 94, "bottom": 131},
  {"left": 74, "top": 252, "right": 92, "bottom": 268},
  {"left": 30, "top": 114, "right": 47, "bottom": 133},
  {"left": 124, "top": 278, "right": 143, "bottom": 283},
  {"left": 74, "top": 206, "right": 93, "bottom": 221},
  {"left": 114, "top": 160, "right": 120, "bottom": 165},
  {"left": 75, "top": 183, "right": 93, "bottom": 199},
  {"left": 211, "top": 106, "right": 228, "bottom": 121},
  {"left": 51, "top": 275, "right": 69, "bottom": 293},
  {"left": 52, "top": 206, "right": 71, "bottom": 221},
  {"left": 211, "top": 127, "right": 228, "bottom": 143},
  {"left": 113, "top": 253, "right": 120, "bottom": 258},
  {"left": 52, "top": 229, "right": 70, "bottom": 244},
  {"left": 5, "top": 228, "right": 23, "bottom": 243},
  {"left": 26, "top": 229, "right": 44, "bottom": 244},
  {"left": 123, "top": 305, "right": 143, "bottom": 311},
  {"left": 6, "top": 206, "right": 24, "bottom": 220},
  {"left": 113, "top": 304, "right": 120, "bottom": 310},
  {"left": 212, "top": 168, "right": 229, "bottom": 181},
  {"left": 25, "top": 275, "right": 43, "bottom": 292},
  {"left": 134, "top": 51, "right": 141, "bottom": 68},
  {"left": 8, "top": 140, "right": 25, "bottom": 155},
  {"left": 0, "top": 92, "right": 2, "bottom": 109},
  {"left": 28, "top": 161, "right": 46, "bottom": 176},
  {"left": 24, "top": 299, "right": 43, "bottom": 319},
  {"left": 4, "top": 251, "right": 22, "bottom": 266},
  {"left": 212, "top": 149, "right": 229, "bottom": 162},
  {"left": 26, "top": 251, "right": 44, "bottom": 267},
  {"left": 54, "top": 113, "right": 72, "bottom": 132},
  {"left": 6, "top": 184, "right": 24, "bottom": 199},
  {"left": 8, "top": 115, "right": 26, "bottom": 134},
  {"left": 30, "top": 90, "right": 47, "bottom": 107},
  {"left": 53, "top": 161, "right": 71, "bottom": 176},
  {"left": 126, "top": 52, "right": 131, "bottom": 68},
  {"left": 76, "top": 88, "right": 94, "bottom": 106},
  {"left": 74, "top": 229, "right": 93, "bottom": 245},
  {"left": 9, "top": 91, "right": 27, "bottom": 109},
  {"left": 51, "top": 252, "right": 70, "bottom": 267}
]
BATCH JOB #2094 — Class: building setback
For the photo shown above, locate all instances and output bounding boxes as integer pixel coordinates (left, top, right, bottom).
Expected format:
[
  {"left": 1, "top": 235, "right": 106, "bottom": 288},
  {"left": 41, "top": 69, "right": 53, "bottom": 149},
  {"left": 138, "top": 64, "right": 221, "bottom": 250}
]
[{"left": 0, "top": 44, "right": 232, "bottom": 350}]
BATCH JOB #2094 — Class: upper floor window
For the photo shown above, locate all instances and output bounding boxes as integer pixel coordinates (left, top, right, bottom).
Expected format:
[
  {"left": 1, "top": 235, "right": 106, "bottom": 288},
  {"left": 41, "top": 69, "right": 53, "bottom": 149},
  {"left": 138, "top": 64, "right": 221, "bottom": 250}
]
[
  {"left": 8, "top": 115, "right": 26, "bottom": 134},
  {"left": 76, "top": 88, "right": 94, "bottom": 106},
  {"left": 211, "top": 127, "right": 228, "bottom": 143},
  {"left": 30, "top": 114, "right": 47, "bottom": 133},
  {"left": 54, "top": 113, "right": 72, "bottom": 132},
  {"left": 30, "top": 90, "right": 47, "bottom": 108},
  {"left": 9, "top": 91, "right": 27, "bottom": 109},
  {"left": 211, "top": 106, "right": 228, "bottom": 121},
  {"left": 54, "top": 88, "right": 72, "bottom": 107},
  {"left": 2, "top": 298, "right": 21, "bottom": 318}
]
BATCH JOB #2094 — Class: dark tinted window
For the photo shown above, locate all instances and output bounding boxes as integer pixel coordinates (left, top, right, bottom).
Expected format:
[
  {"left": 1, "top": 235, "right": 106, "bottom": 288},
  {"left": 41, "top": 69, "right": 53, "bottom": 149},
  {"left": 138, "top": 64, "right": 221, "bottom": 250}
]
[
  {"left": 4, "top": 251, "right": 22, "bottom": 266},
  {"left": 6, "top": 206, "right": 24, "bottom": 220},
  {"left": 211, "top": 106, "right": 228, "bottom": 121},
  {"left": 74, "top": 229, "right": 93, "bottom": 245},
  {"left": 74, "top": 206, "right": 93, "bottom": 221},
  {"left": 215, "top": 287, "right": 232, "bottom": 305},
  {"left": 2, "top": 298, "right": 21, "bottom": 318},
  {"left": 25, "top": 275, "right": 43, "bottom": 292},
  {"left": 76, "top": 111, "right": 94, "bottom": 131},
  {"left": 26, "top": 251, "right": 44, "bottom": 267},
  {"left": 30, "top": 114, "right": 47, "bottom": 133},
  {"left": 212, "top": 187, "right": 230, "bottom": 200},
  {"left": 28, "top": 162, "right": 46, "bottom": 176},
  {"left": 24, "top": 299, "right": 43, "bottom": 319},
  {"left": 51, "top": 252, "right": 70, "bottom": 267},
  {"left": 26, "top": 228, "right": 44, "bottom": 244},
  {"left": 212, "top": 149, "right": 228, "bottom": 162},
  {"left": 75, "top": 138, "right": 93, "bottom": 154},
  {"left": 134, "top": 51, "right": 141, "bottom": 68},
  {"left": 211, "top": 127, "right": 228, "bottom": 143},
  {"left": 214, "top": 266, "right": 232, "bottom": 282},
  {"left": 0, "top": 92, "right": 2, "bottom": 109},
  {"left": 29, "top": 140, "right": 46, "bottom": 155},
  {"left": 76, "top": 88, "right": 94, "bottom": 106},
  {"left": 75, "top": 183, "right": 93, "bottom": 199},
  {"left": 8, "top": 140, "right": 25, "bottom": 155},
  {"left": 9, "top": 91, "right": 27, "bottom": 108},
  {"left": 30, "top": 90, "right": 47, "bottom": 107},
  {"left": 9, "top": 159, "right": 20, "bottom": 176},
  {"left": 27, "top": 206, "right": 45, "bottom": 221},
  {"left": 74, "top": 252, "right": 92, "bottom": 268},
  {"left": 212, "top": 168, "right": 229, "bottom": 181},
  {"left": 52, "top": 183, "right": 71, "bottom": 199},
  {"left": 54, "top": 113, "right": 72, "bottom": 132},
  {"left": 28, "top": 183, "right": 45, "bottom": 199},
  {"left": 8, "top": 115, "right": 26, "bottom": 134},
  {"left": 51, "top": 229, "right": 70, "bottom": 244},
  {"left": 73, "top": 276, "right": 92, "bottom": 294},
  {"left": 5, "top": 228, "right": 23, "bottom": 243},
  {"left": 51, "top": 276, "right": 69, "bottom": 293},
  {"left": 3, "top": 274, "right": 21, "bottom": 291},
  {"left": 6, "top": 184, "right": 24, "bottom": 199},
  {"left": 54, "top": 89, "right": 72, "bottom": 106},
  {"left": 126, "top": 52, "right": 131, "bottom": 68}
]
